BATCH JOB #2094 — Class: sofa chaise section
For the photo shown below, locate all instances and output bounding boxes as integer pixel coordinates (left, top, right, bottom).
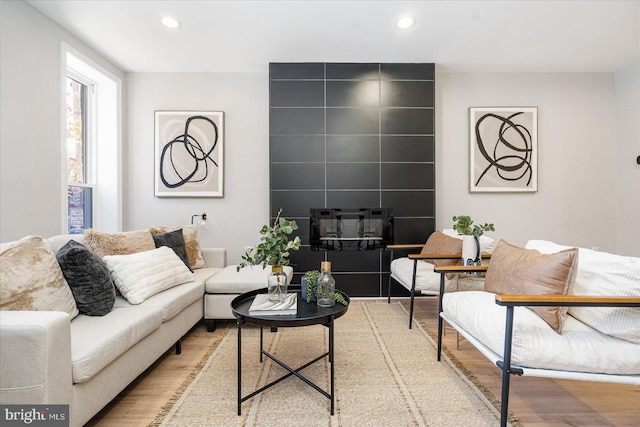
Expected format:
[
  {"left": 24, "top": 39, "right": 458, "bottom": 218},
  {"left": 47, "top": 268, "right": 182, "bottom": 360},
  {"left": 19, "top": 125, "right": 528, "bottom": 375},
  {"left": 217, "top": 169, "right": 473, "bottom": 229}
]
[{"left": 203, "top": 264, "right": 293, "bottom": 331}]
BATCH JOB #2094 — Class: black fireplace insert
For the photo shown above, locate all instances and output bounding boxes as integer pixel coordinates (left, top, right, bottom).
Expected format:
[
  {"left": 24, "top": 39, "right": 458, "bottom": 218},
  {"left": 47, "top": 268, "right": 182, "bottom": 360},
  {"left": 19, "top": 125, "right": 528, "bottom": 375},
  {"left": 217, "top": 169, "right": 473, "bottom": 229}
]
[{"left": 310, "top": 208, "right": 393, "bottom": 251}]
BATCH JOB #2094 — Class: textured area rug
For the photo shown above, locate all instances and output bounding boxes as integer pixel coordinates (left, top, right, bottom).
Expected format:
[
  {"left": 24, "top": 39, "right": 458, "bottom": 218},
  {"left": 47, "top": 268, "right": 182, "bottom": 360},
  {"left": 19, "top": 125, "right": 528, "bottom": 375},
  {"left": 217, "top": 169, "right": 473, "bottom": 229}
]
[{"left": 155, "top": 301, "right": 504, "bottom": 426}]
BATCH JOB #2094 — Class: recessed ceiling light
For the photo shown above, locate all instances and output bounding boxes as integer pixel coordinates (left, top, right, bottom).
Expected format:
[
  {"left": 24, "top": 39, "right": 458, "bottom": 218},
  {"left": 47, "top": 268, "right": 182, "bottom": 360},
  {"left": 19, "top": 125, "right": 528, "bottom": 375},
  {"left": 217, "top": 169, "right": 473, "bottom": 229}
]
[
  {"left": 161, "top": 16, "right": 181, "bottom": 29},
  {"left": 396, "top": 16, "right": 415, "bottom": 29}
]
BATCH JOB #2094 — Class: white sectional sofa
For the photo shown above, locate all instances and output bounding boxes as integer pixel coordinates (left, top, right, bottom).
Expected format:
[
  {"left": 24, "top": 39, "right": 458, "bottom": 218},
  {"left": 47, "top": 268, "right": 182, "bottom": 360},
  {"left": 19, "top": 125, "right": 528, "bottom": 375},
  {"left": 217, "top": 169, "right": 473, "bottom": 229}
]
[
  {"left": 0, "top": 231, "right": 227, "bottom": 427},
  {"left": 434, "top": 239, "right": 640, "bottom": 427}
]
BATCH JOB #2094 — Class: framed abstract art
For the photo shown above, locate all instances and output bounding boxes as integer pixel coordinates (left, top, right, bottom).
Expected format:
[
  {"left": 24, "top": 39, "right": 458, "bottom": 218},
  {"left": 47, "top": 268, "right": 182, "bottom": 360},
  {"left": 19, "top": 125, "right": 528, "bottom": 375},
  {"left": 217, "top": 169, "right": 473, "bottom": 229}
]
[
  {"left": 469, "top": 107, "right": 537, "bottom": 193},
  {"left": 154, "top": 111, "right": 224, "bottom": 197}
]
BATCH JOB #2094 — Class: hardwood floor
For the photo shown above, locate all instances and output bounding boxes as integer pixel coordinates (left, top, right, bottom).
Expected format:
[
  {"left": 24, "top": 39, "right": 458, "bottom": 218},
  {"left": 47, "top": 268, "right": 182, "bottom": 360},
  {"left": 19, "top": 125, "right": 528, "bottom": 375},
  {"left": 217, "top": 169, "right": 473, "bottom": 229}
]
[{"left": 87, "top": 298, "right": 639, "bottom": 426}]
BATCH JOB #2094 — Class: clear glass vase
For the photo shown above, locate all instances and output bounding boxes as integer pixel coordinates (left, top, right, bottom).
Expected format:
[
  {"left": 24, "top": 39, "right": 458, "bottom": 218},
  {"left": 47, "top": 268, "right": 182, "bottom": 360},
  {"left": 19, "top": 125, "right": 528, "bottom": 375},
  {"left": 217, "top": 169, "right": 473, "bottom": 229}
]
[
  {"left": 317, "top": 261, "right": 335, "bottom": 307},
  {"left": 268, "top": 266, "right": 288, "bottom": 303}
]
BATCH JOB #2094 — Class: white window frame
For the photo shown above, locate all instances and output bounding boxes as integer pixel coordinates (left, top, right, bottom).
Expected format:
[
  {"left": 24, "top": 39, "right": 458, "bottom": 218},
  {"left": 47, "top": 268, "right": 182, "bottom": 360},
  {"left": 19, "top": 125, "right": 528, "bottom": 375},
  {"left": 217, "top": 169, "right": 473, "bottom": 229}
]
[{"left": 61, "top": 44, "right": 122, "bottom": 233}]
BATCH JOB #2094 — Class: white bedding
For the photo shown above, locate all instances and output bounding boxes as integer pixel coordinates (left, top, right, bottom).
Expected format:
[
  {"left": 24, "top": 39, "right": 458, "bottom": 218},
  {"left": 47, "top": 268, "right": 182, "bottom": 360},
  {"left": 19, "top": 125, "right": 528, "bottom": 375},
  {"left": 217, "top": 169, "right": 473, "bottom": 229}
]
[
  {"left": 526, "top": 240, "right": 640, "bottom": 343},
  {"left": 443, "top": 291, "right": 640, "bottom": 375}
]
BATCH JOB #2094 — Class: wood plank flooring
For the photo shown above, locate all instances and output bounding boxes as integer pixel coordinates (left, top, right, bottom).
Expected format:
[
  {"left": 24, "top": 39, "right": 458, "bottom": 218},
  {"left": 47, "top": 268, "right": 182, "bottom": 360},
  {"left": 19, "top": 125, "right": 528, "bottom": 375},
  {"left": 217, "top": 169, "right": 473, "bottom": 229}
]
[{"left": 87, "top": 298, "right": 639, "bottom": 426}]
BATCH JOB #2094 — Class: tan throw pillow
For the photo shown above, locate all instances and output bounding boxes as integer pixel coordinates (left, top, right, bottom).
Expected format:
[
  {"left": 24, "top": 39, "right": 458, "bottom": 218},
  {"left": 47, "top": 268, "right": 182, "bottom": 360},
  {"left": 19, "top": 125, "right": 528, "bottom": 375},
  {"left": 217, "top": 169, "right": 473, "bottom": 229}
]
[
  {"left": 0, "top": 235, "right": 79, "bottom": 319},
  {"left": 83, "top": 229, "right": 156, "bottom": 258},
  {"left": 526, "top": 240, "right": 640, "bottom": 344},
  {"left": 484, "top": 240, "right": 579, "bottom": 333},
  {"left": 148, "top": 225, "right": 206, "bottom": 269},
  {"left": 420, "top": 231, "right": 463, "bottom": 267}
]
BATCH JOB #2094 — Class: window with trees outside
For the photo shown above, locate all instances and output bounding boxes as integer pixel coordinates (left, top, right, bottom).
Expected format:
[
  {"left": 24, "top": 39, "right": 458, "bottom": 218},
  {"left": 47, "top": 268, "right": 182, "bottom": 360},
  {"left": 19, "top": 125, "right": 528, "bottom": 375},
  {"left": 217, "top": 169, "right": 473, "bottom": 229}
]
[
  {"left": 64, "top": 47, "right": 121, "bottom": 234},
  {"left": 66, "top": 75, "right": 94, "bottom": 234}
]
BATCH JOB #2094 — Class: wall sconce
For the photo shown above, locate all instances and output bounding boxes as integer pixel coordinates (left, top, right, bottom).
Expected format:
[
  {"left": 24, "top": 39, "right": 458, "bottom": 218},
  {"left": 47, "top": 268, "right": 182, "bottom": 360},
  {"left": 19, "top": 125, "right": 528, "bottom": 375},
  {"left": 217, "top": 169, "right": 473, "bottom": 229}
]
[{"left": 191, "top": 213, "right": 209, "bottom": 230}]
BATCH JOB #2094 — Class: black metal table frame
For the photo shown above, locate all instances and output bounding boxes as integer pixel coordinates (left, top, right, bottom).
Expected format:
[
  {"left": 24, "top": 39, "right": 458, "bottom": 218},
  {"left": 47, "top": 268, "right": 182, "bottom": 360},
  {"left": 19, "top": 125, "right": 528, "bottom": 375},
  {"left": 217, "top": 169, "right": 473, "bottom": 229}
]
[{"left": 232, "top": 288, "right": 349, "bottom": 416}]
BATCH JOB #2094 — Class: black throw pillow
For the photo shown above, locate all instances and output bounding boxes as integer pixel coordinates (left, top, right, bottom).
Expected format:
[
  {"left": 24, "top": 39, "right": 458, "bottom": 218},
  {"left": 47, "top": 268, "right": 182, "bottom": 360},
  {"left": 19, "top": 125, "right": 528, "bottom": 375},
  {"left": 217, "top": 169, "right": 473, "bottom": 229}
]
[
  {"left": 56, "top": 240, "right": 116, "bottom": 316},
  {"left": 152, "top": 228, "right": 192, "bottom": 271}
]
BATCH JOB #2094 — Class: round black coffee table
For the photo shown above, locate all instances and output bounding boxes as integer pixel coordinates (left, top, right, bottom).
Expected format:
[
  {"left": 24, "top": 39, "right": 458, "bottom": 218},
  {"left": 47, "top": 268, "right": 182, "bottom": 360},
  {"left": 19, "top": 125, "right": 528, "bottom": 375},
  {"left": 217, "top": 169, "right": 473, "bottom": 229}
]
[{"left": 231, "top": 286, "right": 349, "bottom": 416}]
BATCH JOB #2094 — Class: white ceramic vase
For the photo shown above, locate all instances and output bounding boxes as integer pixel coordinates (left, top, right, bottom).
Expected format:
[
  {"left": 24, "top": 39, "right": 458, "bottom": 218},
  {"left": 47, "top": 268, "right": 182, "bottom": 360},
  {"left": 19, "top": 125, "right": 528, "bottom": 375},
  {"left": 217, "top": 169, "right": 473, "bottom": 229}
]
[{"left": 461, "top": 235, "right": 480, "bottom": 266}]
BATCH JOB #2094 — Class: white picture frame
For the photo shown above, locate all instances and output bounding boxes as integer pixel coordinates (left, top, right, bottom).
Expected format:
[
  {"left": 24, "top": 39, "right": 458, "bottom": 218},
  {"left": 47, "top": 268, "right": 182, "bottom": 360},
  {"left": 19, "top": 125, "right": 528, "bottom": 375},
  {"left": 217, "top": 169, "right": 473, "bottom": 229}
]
[
  {"left": 154, "top": 111, "right": 224, "bottom": 197},
  {"left": 469, "top": 107, "right": 537, "bottom": 193}
]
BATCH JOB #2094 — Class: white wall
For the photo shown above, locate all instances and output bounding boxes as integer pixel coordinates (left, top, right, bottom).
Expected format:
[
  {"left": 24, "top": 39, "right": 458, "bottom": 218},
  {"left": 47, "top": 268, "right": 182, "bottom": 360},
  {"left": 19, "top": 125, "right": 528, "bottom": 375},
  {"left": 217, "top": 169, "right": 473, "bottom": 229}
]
[
  {"left": 3, "top": 0, "right": 635, "bottom": 258},
  {"left": 614, "top": 63, "right": 640, "bottom": 256},
  {"left": 0, "top": 0, "right": 124, "bottom": 242},
  {"left": 126, "top": 71, "right": 625, "bottom": 261},
  {"left": 435, "top": 72, "right": 619, "bottom": 252},
  {"left": 125, "top": 72, "right": 270, "bottom": 263}
]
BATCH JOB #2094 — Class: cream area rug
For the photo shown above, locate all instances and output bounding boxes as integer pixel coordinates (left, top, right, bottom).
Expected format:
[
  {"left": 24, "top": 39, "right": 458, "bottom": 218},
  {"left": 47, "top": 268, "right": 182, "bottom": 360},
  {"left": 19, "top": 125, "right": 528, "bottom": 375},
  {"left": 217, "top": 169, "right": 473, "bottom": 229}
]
[{"left": 154, "top": 301, "right": 506, "bottom": 426}]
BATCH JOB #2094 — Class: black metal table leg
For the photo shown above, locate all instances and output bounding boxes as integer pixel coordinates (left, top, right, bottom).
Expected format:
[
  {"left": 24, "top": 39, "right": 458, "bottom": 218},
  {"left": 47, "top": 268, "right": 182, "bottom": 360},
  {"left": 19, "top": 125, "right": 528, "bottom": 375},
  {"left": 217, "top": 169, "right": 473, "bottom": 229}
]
[
  {"left": 237, "top": 316, "right": 242, "bottom": 416},
  {"left": 387, "top": 249, "right": 394, "bottom": 303},
  {"left": 437, "top": 272, "right": 445, "bottom": 361},
  {"left": 499, "top": 306, "right": 515, "bottom": 427},
  {"left": 237, "top": 325, "right": 336, "bottom": 415},
  {"left": 329, "top": 315, "right": 335, "bottom": 415},
  {"left": 232, "top": 289, "right": 349, "bottom": 416},
  {"left": 409, "top": 259, "right": 418, "bottom": 329}
]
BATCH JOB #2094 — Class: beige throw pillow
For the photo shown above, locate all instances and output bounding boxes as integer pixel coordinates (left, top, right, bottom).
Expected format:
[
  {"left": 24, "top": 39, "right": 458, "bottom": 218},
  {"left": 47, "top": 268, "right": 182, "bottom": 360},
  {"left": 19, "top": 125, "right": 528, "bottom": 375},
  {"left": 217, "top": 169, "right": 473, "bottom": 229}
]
[
  {"left": 526, "top": 240, "right": 640, "bottom": 344},
  {"left": 421, "top": 231, "right": 463, "bottom": 267},
  {"left": 484, "top": 240, "right": 579, "bottom": 333},
  {"left": 0, "top": 235, "right": 79, "bottom": 319},
  {"left": 83, "top": 229, "right": 155, "bottom": 258},
  {"left": 148, "top": 225, "right": 206, "bottom": 269}
]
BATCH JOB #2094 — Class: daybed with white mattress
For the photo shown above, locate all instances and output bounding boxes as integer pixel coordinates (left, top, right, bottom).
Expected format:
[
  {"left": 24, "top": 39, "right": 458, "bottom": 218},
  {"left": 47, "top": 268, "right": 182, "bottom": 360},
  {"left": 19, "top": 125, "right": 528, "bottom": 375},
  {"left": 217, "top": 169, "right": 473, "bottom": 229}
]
[
  {"left": 388, "top": 229, "right": 495, "bottom": 328},
  {"left": 434, "top": 239, "right": 640, "bottom": 427}
]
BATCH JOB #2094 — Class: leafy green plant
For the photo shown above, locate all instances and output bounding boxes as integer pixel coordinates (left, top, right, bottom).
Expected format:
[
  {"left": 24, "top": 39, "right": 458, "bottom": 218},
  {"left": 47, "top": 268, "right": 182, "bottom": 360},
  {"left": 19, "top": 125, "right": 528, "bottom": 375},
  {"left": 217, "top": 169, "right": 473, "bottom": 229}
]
[
  {"left": 331, "top": 292, "right": 349, "bottom": 306},
  {"left": 452, "top": 215, "right": 495, "bottom": 236},
  {"left": 238, "top": 208, "right": 301, "bottom": 271},
  {"left": 303, "top": 270, "right": 320, "bottom": 302},
  {"left": 303, "top": 269, "right": 347, "bottom": 305}
]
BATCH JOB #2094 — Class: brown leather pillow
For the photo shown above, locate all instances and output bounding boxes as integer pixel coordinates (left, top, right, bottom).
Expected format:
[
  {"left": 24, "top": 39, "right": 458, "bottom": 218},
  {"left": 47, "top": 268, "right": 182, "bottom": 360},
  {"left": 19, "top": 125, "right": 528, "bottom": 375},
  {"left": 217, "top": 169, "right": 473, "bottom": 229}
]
[
  {"left": 484, "top": 240, "right": 579, "bottom": 333},
  {"left": 420, "top": 231, "right": 463, "bottom": 267}
]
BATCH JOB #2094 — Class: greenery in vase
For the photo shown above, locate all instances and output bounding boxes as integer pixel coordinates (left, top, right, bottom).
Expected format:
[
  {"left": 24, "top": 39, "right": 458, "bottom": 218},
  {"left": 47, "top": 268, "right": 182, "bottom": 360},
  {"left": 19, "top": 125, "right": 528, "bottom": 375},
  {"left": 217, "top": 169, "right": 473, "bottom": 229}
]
[
  {"left": 331, "top": 292, "right": 349, "bottom": 306},
  {"left": 452, "top": 215, "right": 495, "bottom": 237},
  {"left": 303, "top": 269, "right": 348, "bottom": 305},
  {"left": 303, "top": 270, "right": 320, "bottom": 302},
  {"left": 237, "top": 208, "right": 301, "bottom": 271}
]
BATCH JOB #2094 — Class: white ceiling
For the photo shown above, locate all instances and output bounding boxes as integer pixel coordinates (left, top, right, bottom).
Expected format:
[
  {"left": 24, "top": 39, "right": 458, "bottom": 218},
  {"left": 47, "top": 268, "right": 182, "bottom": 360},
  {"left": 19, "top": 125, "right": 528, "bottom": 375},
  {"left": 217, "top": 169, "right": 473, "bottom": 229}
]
[{"left": 27, "top": 0, "right": 640, "bottom": 74}]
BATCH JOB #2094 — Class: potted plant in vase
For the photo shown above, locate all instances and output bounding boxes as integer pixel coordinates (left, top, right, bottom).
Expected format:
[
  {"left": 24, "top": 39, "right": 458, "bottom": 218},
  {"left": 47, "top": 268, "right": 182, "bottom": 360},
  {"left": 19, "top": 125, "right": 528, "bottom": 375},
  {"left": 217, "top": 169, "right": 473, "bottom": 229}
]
[
  {"left": 452, "top": 215, "right": 495, "bottom": 265},
  {"left": 302, "top": 269, "right": 348, "bottom": 305},
  {"left": 302, "top": 270, "right": 320, "bottom": 302},
  {"left": 238, "top": 208, "right": 301, "bottom": 302}
]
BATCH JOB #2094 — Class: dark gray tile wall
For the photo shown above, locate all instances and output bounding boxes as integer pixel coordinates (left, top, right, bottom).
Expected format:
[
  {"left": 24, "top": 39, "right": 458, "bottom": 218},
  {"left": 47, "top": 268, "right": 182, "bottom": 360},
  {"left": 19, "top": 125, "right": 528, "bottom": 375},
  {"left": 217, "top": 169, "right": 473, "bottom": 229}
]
[{"left": 269, "top": 62, "right": 435, "bottom": 297}]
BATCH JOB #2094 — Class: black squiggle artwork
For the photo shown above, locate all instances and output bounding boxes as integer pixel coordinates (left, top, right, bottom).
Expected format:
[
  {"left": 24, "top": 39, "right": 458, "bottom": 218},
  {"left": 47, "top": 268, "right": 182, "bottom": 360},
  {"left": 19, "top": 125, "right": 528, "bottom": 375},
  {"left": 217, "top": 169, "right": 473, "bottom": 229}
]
[
  {"left": 159, "top": 115, "right": 218, "bottom": 189},
  {"left": 475, "top": 112, "right": 533, "bottom": 187}
]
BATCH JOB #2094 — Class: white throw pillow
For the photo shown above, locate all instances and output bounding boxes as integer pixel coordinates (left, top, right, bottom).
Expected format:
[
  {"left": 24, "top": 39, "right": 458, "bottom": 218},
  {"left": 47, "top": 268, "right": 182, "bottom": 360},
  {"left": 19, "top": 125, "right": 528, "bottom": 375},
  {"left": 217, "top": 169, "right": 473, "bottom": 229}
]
[
  {"left": 103, "top": 246, "right": 194, "bottom": 304},
  {"left": 526, "top": 240, "right": 640, "bottom": 343}
]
